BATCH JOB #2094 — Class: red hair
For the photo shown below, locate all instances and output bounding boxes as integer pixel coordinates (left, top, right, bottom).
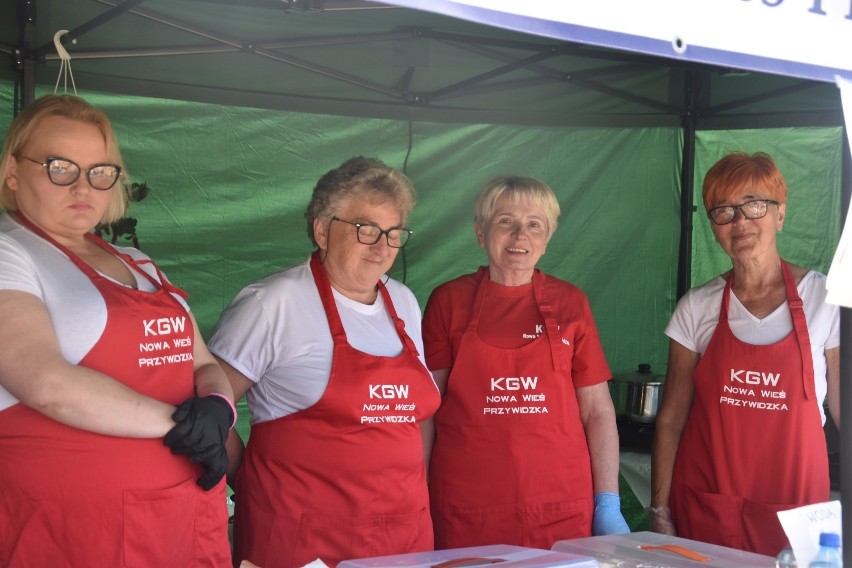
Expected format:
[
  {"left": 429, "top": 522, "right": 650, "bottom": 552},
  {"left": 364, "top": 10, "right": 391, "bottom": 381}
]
[{"left": 702, "top": 152, "right": 787, "bottom": 211}]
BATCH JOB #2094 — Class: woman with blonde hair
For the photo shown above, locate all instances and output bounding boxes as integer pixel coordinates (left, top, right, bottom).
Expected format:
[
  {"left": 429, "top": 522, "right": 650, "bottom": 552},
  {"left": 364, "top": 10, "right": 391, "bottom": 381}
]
[{"left": 0, "top": 94, "right": 234, "bottom": 566}]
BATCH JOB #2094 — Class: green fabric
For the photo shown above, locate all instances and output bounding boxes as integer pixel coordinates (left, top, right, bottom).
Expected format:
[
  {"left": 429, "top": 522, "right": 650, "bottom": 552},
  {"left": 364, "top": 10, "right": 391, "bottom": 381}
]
[
  {"left": 0, "top": 81, "right": 842, "bottom": 375},
  {"left": 691, "top": 129, "right": 843, "bottom": 287}
]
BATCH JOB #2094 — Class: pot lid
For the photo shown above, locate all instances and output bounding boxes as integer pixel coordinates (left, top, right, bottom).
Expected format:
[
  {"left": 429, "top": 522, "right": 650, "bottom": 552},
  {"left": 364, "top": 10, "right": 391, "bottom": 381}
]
[{"left": 611, "top": 363, "right": 664, "bottom": 383}]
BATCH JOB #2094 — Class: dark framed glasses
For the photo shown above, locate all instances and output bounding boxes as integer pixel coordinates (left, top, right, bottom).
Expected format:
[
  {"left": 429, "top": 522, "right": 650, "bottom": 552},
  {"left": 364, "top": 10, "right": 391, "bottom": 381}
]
[
  {"left": 19, "top": 156, "right": 122, "bottom": 191},
  {"left": 331, "top": 216, "right": 412, "bottom": 248},
  {"left": 707, "top": 199, "right": 779, "bottom": 225}
]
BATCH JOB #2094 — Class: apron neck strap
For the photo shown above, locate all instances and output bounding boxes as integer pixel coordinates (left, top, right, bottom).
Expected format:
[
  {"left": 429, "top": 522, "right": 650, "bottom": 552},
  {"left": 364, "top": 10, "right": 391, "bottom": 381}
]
[
  {"left": 722, "top": 261, "right": 815, "bottom": 400},
  {"left": 13, "top": 211, "right": 187, "bottom": 299}
]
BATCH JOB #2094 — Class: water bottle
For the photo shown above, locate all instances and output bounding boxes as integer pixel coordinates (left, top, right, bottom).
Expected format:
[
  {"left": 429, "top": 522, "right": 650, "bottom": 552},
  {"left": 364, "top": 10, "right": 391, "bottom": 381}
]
[
  {"left": 776, "top": 544, "right": 797, "bottom": 568},
  {"left": 808, "top": 532, "right": 842, "bottom": 568}
]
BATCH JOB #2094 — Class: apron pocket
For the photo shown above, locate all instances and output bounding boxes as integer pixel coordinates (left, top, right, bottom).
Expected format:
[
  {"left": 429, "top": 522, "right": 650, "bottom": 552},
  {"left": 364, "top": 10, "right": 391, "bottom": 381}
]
[
  {"left": 676, "top": 486, "right": 742, "bottom": 550},
  {"left": 523, "top": 498, "right": 592, "bottom": 547},
  {"left": 292, "top": 508, "right": 431, "bottom": 568},
  {"left": 369, "top": 507, "right": 432, "bottom": 557},
  {"left": 446, "top": 502, "right": 523, "bottom": 549},
  {"left": 742, "top": 499, "right": 799, "bottom": 556},
  {"left": 123, "top": 478, "right": 197, "bottom": 568}
]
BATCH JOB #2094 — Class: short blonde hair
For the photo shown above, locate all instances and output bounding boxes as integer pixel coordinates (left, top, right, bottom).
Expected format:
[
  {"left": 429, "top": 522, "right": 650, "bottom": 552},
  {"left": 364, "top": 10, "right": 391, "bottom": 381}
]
[
  {"left": 0, "top": 94, "right": 129, "bottom": 224},
  {"left": 702, "top": 151, "right": 787, "bottom": 211},
  {"left": 474, "top": 175, "right": 560, "bottom": 240}
]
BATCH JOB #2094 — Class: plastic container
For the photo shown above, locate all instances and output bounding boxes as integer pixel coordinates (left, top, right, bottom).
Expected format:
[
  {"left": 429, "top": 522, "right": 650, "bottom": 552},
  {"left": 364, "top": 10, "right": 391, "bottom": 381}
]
[
  {"left": 339, "top": 545, "right": 598, "bottom": 568},
  {"left": 552, "top": 531, "right": 776, "bottom": 567},
  {"left": 776, "top": 544, "right": 797, "bottom": 567},
  {"left": 808, "top": 532, "right": 842, "bottom": 568}
]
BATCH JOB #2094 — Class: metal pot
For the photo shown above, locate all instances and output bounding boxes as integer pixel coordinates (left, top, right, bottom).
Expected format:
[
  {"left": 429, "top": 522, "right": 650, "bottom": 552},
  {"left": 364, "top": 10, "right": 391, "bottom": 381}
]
[{"left": 609, "top": 363, "right": 664, "bottom": 423}]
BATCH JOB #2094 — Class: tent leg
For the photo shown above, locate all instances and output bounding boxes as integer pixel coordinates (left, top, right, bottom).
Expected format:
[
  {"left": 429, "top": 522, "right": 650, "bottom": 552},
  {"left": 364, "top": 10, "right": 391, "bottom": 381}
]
[
  {"left": 840, "top": 130, "right": 851, "bottom": 568},
  {"left": 675, "top": 69, "right": 699, "bottom": 300}
]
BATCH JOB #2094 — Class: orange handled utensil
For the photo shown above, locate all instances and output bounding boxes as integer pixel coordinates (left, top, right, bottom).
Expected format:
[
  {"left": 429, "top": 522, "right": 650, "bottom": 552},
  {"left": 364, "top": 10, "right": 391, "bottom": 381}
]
[{"left": 639, "top": 544, "right": 711, "bottom": 562}]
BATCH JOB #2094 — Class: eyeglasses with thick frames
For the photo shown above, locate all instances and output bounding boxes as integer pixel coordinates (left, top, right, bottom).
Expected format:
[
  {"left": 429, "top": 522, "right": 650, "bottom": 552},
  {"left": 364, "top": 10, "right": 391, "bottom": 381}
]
[
  {"left": 707, "top": 199, "right": 779, "bottom": 225},
  {"left": 19, "top": 156, "right": 122, "bottom": 191},
  {"left": 331, "top": 216, "right": 413, "bottom": 248}
]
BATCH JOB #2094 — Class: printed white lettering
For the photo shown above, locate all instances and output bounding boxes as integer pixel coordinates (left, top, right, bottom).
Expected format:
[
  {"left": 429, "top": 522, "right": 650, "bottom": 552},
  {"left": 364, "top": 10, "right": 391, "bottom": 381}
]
[
  {"left": 142, "top": 316, "right": 187, "bottom": 337},
  {"left": 482, "top": 406, "right": 549, "bottom": 415},
  {"left": 368, "top": 384, "right": 410, "bottom": 399},
  {"left": 137, "top": 352, "right": 194, "bottom": 367},
  {"left": 490, "top": 376, "right": 538, "bottom": 391},
  {"left": 485, "top": 395, "right": 517, "bottom": 403},
  {"left": 395, "top": 403, "right": 415, "bottom": 411},
  {"left": 172, "top": 336, "right": 192, "bottom": 348},
  {"left": 723, "top": 385, "right": 755, "bottom": 396},
  {"left": 522, "top": 394, "right": 545, "bottom": 401},
  {"left": 360, "top": 416, "right": 416, "bottom": 424},
  {"left": 362, "top": 404, "right": 390, "bottom": 411},
  {"left": 730, "top": 369, "right": 781, "bottom": 386},
  {"left": 139, "top": 341, "right": 167, "bottom": 352},
  {"left": 719, "top": 396, "right": 788, "bottom": 411}
]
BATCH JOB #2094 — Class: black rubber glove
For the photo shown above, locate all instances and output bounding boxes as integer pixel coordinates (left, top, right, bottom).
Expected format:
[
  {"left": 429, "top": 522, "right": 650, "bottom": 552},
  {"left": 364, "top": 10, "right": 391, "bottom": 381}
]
[{"left": 164, "top": 396, "right": 234, "bottom": 490}]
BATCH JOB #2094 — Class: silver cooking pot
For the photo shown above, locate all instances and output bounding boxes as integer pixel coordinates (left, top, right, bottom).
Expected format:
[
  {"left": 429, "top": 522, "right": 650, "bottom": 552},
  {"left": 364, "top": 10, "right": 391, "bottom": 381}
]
[{"left": 608, "top": 363, "right": 664, "bottom": 423}]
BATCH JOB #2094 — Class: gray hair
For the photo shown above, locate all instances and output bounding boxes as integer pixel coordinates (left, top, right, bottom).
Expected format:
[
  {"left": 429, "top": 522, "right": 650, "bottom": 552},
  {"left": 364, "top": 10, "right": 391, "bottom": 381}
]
[{"left": 305, "top": 156, "right": 416, "bottom": 246}]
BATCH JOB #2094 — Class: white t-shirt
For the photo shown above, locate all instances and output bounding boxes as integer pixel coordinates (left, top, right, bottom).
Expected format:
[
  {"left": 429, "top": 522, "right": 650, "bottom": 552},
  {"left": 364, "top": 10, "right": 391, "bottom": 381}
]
[
  {"left": 665, "top": 271, "right": 840, "bottom": 424},
  {"left": 208, "top": 257, "right": 431, "bottom": 424},
  {"left": 0, "top": 212, "right": 187, "bottom": 411}
]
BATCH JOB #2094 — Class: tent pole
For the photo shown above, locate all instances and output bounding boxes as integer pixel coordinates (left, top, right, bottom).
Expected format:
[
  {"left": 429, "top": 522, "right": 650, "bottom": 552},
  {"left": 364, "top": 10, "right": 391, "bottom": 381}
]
[
  {"left": 840, "top": 130, "right": 851, "bottom": 568},
  {"left": 675, "top": 69, "right": 698, "bottom": 299},
  {"left": 16, "top": 0, "right": 37, "bottom": 107}
]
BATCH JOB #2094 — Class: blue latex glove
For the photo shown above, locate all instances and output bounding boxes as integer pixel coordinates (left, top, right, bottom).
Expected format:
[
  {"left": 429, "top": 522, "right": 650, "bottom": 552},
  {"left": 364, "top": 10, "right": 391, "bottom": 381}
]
[{"left": 592, "top": 492, "right": 631, "bottom": 535}]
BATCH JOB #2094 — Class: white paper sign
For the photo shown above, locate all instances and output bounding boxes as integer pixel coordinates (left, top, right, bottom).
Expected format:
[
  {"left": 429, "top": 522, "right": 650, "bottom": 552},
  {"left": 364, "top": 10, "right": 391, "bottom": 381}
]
[
  {"left": 826, "top": 76, "right": 852, "bottom": 308},
  {"left": 777, "top": 500, "right": 842, "bottom": 566}
]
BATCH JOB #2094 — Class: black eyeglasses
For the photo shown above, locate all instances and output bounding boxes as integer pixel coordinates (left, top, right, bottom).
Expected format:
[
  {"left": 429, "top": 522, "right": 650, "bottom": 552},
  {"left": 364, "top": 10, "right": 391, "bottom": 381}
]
[
  {"left": 19, "top": 156, "right": 122, "bottom": 191},
  {"left": 707, "top": 199, "right": 779, "bottom": 225},
  {"left": 331, "top": 216, "right": 412, "bottom": 248}
]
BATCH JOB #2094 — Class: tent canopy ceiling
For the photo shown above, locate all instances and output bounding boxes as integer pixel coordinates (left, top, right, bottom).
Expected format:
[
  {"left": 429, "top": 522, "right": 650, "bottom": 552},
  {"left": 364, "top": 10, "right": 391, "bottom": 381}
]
[{"left": 0, "top": 0, "right": 843, "bottom": 128}]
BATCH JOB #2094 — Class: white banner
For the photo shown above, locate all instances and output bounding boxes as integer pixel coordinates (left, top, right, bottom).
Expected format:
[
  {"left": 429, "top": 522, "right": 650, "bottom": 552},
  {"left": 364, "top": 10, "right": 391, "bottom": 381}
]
[
  {"left": 379, "top": 0, "right": 852, "bottom": 83},
  {"left": 826, "top": 76, "right": 852, "bottom": 308}
]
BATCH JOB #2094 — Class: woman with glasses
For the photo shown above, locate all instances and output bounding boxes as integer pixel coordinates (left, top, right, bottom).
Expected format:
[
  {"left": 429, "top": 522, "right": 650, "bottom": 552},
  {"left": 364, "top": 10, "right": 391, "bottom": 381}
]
[
  {"left": 209, "top": 156, "right": 439, "bottom": 568},
  {"left": 422, "top": 176, "right": 629, "bottom": 550},
  {"left": 650, "top": 151, "right": 840, "bottom": 555},
  {"left": 0, "top": 94, "right": 234, "bottom": 566}
]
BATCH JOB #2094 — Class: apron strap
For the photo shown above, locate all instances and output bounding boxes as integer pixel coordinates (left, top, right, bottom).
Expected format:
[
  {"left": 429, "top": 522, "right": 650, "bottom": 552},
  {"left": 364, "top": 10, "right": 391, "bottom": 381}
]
[
  {"left": 781, "top": 261, "right": 816, "bottom": 400},
  {"left": 13, "top": 211, "right": 188, "bottom": 299},
  {"left": 722, "top": 261, "right": 815, "bottom": 400},
  {"left": 532, "top": 270, "right": 567, "bottom": 372},
  {"left": 310, "top": 251, "right": 348, "bottom": 343},
  {"left": 376, "top": 280, "right": 421, "bottom": 359},
  {"left": 309, "top": 251, "right": 419, "bottom": 357}
]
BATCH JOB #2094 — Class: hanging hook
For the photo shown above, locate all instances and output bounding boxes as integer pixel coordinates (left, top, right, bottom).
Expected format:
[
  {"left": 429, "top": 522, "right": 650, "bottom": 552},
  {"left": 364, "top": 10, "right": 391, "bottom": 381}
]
[{"left": 53, "top": 30, "right": 78, "bottom": 95}]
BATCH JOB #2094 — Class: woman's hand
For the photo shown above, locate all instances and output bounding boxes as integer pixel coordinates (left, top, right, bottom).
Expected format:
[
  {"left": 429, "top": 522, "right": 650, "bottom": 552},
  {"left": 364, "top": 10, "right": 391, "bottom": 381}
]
[
  {"left": 164, "top": 394, "right": 235, "bottom": 490},
  {"left": 592, "top": 492, "right": 630, "bottom": 535},
  {"left": 650, "top": 340, "right": 698, "bottom": 535},
  {"left": 648, "top": 505, "right": 677, "bottom": 535}
]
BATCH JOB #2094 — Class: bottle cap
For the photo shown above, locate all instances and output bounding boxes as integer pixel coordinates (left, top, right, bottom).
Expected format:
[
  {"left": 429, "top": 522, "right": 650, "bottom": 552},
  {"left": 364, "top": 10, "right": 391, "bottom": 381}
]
[{"left": 819, "top": 532, "right": 841, "bottom": 547}]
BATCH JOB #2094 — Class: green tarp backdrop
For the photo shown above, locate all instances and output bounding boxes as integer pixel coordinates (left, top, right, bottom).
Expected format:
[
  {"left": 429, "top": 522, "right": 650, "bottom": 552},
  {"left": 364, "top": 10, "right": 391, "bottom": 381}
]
[{"left": 0, "top": 80, "right": 842, "bottom": 378}]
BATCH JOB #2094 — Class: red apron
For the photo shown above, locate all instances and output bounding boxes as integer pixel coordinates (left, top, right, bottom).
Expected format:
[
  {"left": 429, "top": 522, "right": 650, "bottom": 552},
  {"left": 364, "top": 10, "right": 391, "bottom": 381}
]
[
  {"left": 671, "top": 261, "right": 829, "bottom": 556},
  {"left": 0, "top": 214, "right": 231, "bottom": 568},
  {"left": 233, "top": 252, "right": 439, "bottom": 568},
  {"left": 429, "top": 269, "right": 593, "bottom": 550}
]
